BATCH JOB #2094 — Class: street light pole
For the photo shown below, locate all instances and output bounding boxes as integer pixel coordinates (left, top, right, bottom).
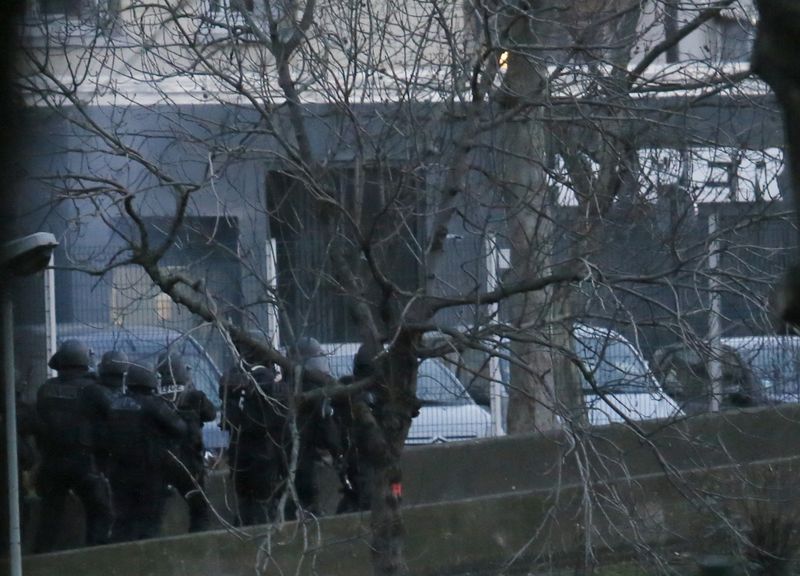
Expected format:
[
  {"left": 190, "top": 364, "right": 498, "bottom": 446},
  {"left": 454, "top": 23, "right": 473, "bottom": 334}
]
[
  {"left": 1, "top": 232, "right": 58, "bottom": 576},
  {"left": 2, "top": 284, "right": 22, "bottom": 576},
  {"left": 44, "top": 253, "right": 57, "bottom": 379}
]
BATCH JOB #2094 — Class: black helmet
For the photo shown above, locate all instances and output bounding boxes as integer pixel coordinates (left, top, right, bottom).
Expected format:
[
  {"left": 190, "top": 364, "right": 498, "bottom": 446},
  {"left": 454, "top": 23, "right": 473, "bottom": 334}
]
[
  {"left": 98, "top": 350, "right": 129, "bottom": 378},
  {"left": 48, "top": 339, "right": 91, "bottom": 371},
  {"left": 126, "top": 364, "right": 159, "bottom": 391},
  {"left": 157, "top": 352, "right": 190, "bottom": 394},
  {"left": 296, "top": 337, "right": 329, "bottom": 374},
  {"left": 353, "top": 343, "right": 379, "bottom": 380}
]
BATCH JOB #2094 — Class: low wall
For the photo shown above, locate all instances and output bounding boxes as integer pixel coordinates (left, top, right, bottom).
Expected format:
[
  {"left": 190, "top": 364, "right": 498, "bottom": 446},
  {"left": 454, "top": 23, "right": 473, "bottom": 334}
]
[
  {"left": 19, "top": 405, "right": 800, "bottom": 556},
  {"left": 398, "top": 404, "right": 800, "bottom": 506},
  {"left": 20, "top": 454, "right": 800, "bottom": 576}
]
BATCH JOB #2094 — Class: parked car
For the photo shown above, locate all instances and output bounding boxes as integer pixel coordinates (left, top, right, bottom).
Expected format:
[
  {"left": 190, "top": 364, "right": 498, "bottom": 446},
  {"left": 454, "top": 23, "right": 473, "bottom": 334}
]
[
  {"left": 721, "top": 336, "right": 800, "bottom": 403},
  {"left": 569, "top": 325, "right": 682, "bottom": 425},
  {"left": 325, "top": 343, "right": 492, "bottom": 445},
  {"left": 16, "top": 323, "right": 228, "bottom": 449},
  {"left": 497, "top": 325, "right": 683, "bottom": 427},
  {"left": 651, "top": 336, "right": 795, "bottom": 414}
]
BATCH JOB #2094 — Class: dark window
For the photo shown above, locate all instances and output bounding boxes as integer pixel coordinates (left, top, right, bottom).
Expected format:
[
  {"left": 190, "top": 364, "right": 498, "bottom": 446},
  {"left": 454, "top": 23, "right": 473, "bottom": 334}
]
[
  {"left": 267, "top": 167, "right": 423, "bottom": 342},
  {"left": 39, "top": 0, "right": 83, "bottom": 16}
]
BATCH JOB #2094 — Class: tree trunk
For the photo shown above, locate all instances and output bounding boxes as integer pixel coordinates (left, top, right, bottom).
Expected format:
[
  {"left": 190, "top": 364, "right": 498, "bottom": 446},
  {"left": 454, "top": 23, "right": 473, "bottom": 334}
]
[
  {"left": 549, "top": 288, "right": 588, "bottom": 427},
  {"left": 498, "top": 4, "right": 560, "bottom": 434},
  {"left": 501, "top": 117, "right": 559, "bottom": 433},
  {"left": 369, "top": 461, "right": 406, "bottom": 576},
  {"left": 752, "top": 0, "right": 800, "bottom": 327},
  {"left": 543, "top": 0, "right": 641, "bottom": 426},
  {"left": 367, "top": 336, "right": 419, "bottom": 576}
]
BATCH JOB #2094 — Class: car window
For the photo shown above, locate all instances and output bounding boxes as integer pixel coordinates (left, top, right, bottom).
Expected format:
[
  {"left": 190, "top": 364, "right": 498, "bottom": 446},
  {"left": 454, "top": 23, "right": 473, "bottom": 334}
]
[
  {"left": 575, "top": 335, "right": 652, "bottom": 394},
  {"left": 328, "top": 354, "right": 354, "bottom": 379},
  {"left": 735, "top": 342, "right": 800, "bottom": 394},
  {"left": 416, "top": 361, "right": 472, "bottom": 405}
]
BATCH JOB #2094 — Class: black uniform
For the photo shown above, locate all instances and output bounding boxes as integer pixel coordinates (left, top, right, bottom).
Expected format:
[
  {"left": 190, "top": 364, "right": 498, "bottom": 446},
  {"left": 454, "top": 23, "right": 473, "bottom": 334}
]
[
  {"left": 219, "top": 367, "right": 247, "bottom": 481},
  {"left": 34, "top": 367, "right": 112, "bottom": 552},
  {"left": 158, "top": 353, "right": 216, "bottom": 532},
  {"left": 94, "top": 351, "right": 128, "bottom": 475},
  {"left": 292, "top": 337, "right": 343, "bottom": 518},
  {"left": 162, "top": 389, "right": 216, "bottom": 532},
  {"left": 333, "top": 389, "right": 376, "bottom": 513},
  {"left": 334, "top": 343, "right": 382, "bottom": 514},
  {"left": 106, "top": 366, "right": 186, "bottom": 542},
  {"left": 222, "top": 365, "right": 290, "bottom": 525}
]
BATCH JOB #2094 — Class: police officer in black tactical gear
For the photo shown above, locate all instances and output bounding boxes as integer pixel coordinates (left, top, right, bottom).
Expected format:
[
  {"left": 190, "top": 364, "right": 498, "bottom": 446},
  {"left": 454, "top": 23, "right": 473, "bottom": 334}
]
[
  {"left": 157, "top": 352, "right": 216, "bottom": 532},
  {"left": 334, "top": 343, "right": 383, "bottom": 514},
  {"left": 219, "top": 366, "right": 247, "bottom": 522},
  {"left": 221, "top": 364, "right": 290, "bottom": 525},
  {"left": 293, "top": 337, "right": 343, "bottom": 518},
  {"left": 106, "top": 364, "right": 187, "bottom": 542},
  {"left": 219, "top": 365, "right": 247, "bottom": 479},
  {"left": 34, "top": 339, "right": 113, "bottom": 553},
  {"left": 98, "top": 350, "right": 128, "bottom": 393},
  {"left": 94, "top": 350, "right": 129, "bottom": 474}
]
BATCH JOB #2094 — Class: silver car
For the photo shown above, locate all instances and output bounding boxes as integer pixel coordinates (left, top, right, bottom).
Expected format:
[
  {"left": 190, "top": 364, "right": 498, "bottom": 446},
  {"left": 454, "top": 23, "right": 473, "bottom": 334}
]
[{"left": 326, "top": 344, "right": 491, "bottom": 445}]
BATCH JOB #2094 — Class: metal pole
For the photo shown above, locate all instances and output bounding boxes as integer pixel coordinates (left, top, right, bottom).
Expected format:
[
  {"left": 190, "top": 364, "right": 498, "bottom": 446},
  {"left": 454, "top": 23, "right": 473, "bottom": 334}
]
[
  {"left": 708, "top": 210, "right": 723, "bottom": 412},
  {"left": 485, "top": 235, "right": 505, "bottom": 436},
  {"left": 266, "top": 238, "right": 281, "bottom": 350},
  {"left": 44, "top": 253, "right": 57, "bottom": 378},
  {"left": 3, "top": 285, "right": 23, "bottom": 576}
]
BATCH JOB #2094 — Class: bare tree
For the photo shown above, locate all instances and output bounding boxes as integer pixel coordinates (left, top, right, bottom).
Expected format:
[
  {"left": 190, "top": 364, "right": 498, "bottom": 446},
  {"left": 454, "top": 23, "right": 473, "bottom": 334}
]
[{"left": 16, "top": 0, "right": 791, "bottom": 573}]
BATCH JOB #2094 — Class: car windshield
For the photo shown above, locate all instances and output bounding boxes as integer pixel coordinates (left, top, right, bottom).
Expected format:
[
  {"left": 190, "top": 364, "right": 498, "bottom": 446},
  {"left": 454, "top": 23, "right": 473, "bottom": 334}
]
[
  {"left": 732, "top": 340, "right": 800, "bottom": 395},
  {"left": 575, "top": 335, "right": 652, "bottom": 394}
]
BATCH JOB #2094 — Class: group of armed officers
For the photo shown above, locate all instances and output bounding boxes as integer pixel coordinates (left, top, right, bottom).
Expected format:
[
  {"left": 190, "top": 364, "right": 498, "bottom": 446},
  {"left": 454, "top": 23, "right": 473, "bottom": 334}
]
[
  {"left": 219, "top": 337, "right": 387, "bottom": 525},
  {"left": 21, "top": 334, "right": 387, "bottom": 551},
  {"left": 25, "top": 338, "right": 215, "bottom": 552}
]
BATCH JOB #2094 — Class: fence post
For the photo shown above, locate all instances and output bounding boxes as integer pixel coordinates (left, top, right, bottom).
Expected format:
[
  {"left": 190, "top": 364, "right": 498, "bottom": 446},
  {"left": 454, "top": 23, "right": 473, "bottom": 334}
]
[
  {"left": 2, "top": 285, "right": 22, "bottom": 576},
  {"left": 266, "top": 238, "right": 280, "bottom": 350},
  {"left": 485, "top": 235, "right": 505, "bottom": 437},
  {"left": 707, "top": 209, "right": 723, "bottom": 412}
]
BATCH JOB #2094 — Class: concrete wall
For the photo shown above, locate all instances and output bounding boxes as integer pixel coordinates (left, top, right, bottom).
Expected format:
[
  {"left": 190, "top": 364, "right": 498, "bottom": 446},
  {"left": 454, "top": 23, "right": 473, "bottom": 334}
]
[
  {"left": 164, "top": 403, "right": 800, "bottom": 528},
  {"left": 19, "top": 451, "right": 800, "bottom": 576},
  {"left": 17, "top": 404, "right": 800, "bottom": 570},
  {"left": 395, "top": 404, "right": 800, "bottom": 505}
]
